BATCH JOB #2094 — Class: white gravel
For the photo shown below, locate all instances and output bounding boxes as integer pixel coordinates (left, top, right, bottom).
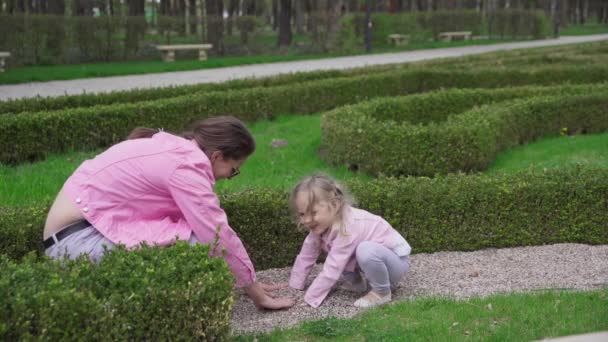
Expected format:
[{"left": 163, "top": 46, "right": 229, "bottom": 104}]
[{"left": 230, "top": 243, "right": 608, "bottom": 335}]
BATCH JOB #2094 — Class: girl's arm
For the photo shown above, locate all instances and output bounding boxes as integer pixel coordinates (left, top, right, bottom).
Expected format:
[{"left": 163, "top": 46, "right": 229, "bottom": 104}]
[
  {"left": 304, "top": 237, "right": 356, "bottom": 308},
  {"left": 289, "top": 233, "right": 322, "bottom": 290}
]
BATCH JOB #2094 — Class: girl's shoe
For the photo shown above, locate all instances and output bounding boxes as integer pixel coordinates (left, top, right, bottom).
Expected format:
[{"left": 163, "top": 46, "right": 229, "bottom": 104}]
[
  {"left": 339, "top": 276, "right": 368, "bottom": 293},
  {"left": 353, "top": 291, "right": 391, "bottom": 308}
]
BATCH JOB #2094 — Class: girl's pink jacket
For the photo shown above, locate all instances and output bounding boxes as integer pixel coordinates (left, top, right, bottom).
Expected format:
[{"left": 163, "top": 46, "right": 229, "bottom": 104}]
[
  {"left": 62, "top": 132, "right": 255, "bottom": 287},
  {"left": 289, "top": 206, "right": 411, "bottom": 307}
]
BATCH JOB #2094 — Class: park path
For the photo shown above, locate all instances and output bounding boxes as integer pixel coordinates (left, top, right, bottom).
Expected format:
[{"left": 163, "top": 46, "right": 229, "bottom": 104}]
[
  {"left": 1, "top": 34, "right": 608, "bottom": 101},
  {"left": 231, "top": 243, "right": 608, "bottom": 335}
]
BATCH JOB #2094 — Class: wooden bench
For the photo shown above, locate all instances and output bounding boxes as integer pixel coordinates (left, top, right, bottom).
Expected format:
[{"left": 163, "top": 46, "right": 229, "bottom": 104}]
[
  {"left": 155, "top": 44, "right": 213, "bottom": 62},
  {"left": 0, "top": 52, "right": 10, "bottom": 72},
  {"left": 438, "top": 31, "right": 472, "bottom": 42},
  {"left": 387, "top": 34, "right": 410, "bottom": 46}
]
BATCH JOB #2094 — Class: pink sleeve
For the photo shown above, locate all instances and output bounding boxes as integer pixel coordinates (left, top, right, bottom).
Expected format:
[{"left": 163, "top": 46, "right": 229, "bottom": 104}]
[
  {"left": 169, "top": 163, "right": 256, "bottom": 287},
  {"left": 304, "top": 236, "right": 356, "bottom": 308},
  {"left": 289, "top": 233, "right": 321, "bottom": 290}
]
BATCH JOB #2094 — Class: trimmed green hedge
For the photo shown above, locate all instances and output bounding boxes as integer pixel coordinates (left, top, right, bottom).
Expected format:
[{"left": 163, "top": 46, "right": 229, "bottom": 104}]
[
  {"left": 2, "top": 167, "right": 607, "bottom": 269},
  {"left": 0, "top": 67, "right": 391, "bottom": 115},
  {"left": 3, "top": 66, "right": 608, "bottom": 165},
  {"left": 0, "top": 242, "right": 234, "bottom": 340},
  {"left": 322, "top": 84, "right": 608, "bottom": 176},
  {"left": 340, "top": 9, "right": 550, "bottom": 50}
]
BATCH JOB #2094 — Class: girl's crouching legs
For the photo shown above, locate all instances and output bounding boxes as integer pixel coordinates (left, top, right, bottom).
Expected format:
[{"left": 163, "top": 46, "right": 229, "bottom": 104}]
[{"left": 353, "top": 241, "right": 410, "bottom": 308}]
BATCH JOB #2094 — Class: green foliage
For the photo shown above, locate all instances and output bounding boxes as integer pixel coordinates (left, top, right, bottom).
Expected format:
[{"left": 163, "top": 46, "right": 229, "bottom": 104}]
[
  {"left": 4, "top": 66, "right": 608, "bottom": 165},
  {"left": 340, "top": 9, "right": 549, "bottom": 49},
  {"left": 487, "top": 9, "right": 551, "bottom": 39},
  {"left": 0, "top": 242, "right": 234, "bottom": 340},
  {"left": 2, "top": 167, "right": 607, "bottom": 268},
  {"left": 236, "top": 16, "right": 261, "bottom": 46},
  {"left": 322, "top": 84, "right": 608, "bottom": 176},
  {"left": 251, "top": 289, "right": 608, "bottom": 341}
]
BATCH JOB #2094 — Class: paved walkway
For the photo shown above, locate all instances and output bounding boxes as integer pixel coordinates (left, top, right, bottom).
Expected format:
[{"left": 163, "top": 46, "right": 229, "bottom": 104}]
[{"left": 2, "top": 34, "right": 608, "bottom": 101}]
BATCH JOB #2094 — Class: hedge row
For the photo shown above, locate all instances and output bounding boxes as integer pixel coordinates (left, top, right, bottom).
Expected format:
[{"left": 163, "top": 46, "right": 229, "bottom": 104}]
[
  {"left": 0, "top": 242, "right": 234, "bottom": 340},
  {"left": 4, "top": 66, "right": 608, "bottom": 165},
  {"left": 363, "top": 9, "right": 550, "bottom": 46},
  {"left": 322, "top": 84, "right": 608, "bottom": 176},
  {"left": 0, "top": 67, "right": 375, "bottom": 114},
  {"left": 2, "top": 167, "right": 607, "bottom": 269},
  {"left": 417, "top": 41, "right": 608, "bottom": 69}
]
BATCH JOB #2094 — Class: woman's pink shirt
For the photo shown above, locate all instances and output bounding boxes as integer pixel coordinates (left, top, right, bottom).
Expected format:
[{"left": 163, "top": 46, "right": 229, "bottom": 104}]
[
  {"left": 62, "top": 132, "right": 255, "bottom": 287},
  {"left": 289, "top": 206, "right": 411, "bottom": 307}
]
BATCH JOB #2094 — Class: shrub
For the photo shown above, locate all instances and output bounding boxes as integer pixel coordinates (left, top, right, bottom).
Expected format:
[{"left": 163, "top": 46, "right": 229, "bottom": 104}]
[
  {"left": 322, "top": 84, "right": 608, "bottom": 176},
  {"left": 3, "top": 66, "right": 608, "bottom": 165},
  {"left": 0, "top": 242, "right": 234, "bottom": 340},
  {"left": 2, "top": 167, "right": 607, "bottom": 268}
]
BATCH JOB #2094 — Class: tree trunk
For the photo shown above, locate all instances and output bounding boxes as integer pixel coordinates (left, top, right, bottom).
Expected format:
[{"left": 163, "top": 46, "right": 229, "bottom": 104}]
[
  {"left": 185, "top": 0, "right": 191, "bottom": 35},
  {"left": 277, "top": 0, "right": 291, "bottom": 47},
  {"left": 295, "top": 0, "right": 305, "bottom": 34},
  {"left": 581, "top": 0, "right": 588, "bottom": 25},
  {"left": 411, "top": 0, "right": 419, "bottom": 11},
  {"left": 270, "top": 0, "right": 278, "bottom": 30},
  {"left": 305, "top": 0, "right": 315, "bottom": 32},
  {"left": 550, "top": 0, "right": 557, "bottom": 20},
  {"left": 226, "top": 0, "right": 239, "bottom": 36},
  {"left": 195, "top": 0, "right": 202, "bottom": 39},
  {"left": 206, "top": 0, "right": 224, "bottom": 54},
  {"left": 243, "top": 0, "right": 256, "bottom": 15},
  {"left": 47, "top": 0, "right": 65, "bottom": 14}
]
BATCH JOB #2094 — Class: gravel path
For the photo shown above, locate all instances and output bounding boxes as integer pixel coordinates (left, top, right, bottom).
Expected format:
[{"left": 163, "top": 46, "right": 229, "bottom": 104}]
[
  {"left": 230, "top": 243, "right": 608, "bottom": 335},
  {"left": 2, "top": 34, "right": 608, "bottom": 100}
]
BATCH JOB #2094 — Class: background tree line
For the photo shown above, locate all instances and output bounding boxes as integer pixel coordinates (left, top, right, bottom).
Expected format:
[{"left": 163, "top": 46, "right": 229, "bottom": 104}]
[{"left": 0, "top": 0, "right": 605, "bottom": 65}]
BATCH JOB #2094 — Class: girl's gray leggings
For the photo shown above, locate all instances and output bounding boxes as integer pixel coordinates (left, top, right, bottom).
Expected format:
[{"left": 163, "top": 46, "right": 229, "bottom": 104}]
[{"left": 343, "top": 241, "right": 410, "bottom": 295}]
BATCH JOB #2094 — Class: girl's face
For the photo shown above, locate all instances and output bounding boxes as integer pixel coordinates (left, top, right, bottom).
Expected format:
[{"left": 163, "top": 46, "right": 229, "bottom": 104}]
[{"left": 294, "top": 191, "right": 338, "bottom": 236}]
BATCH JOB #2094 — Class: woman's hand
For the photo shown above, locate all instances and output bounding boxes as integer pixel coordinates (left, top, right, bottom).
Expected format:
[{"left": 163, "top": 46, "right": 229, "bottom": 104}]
[{"left": 245, "top": 281, "right": 295, "bottom": 310}]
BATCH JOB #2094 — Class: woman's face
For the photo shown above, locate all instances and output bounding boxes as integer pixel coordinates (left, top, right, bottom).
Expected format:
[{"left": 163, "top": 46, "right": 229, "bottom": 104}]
[{"left": 210, "top": 151, "right": 246, "bottom": 180}]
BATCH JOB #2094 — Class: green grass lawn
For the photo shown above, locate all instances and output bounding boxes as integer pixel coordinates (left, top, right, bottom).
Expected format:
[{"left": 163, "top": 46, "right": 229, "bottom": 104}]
[
  {"left": 486, "top": 131, "right": 608, "bottom": 175},
  {"left": 0, "top": 39, "right": 513, "bottom": 85},
  {"left": 561, "top": 22, "right": 608, "bottom": 36},
  {"left": 0, "top": 114, "right": 371, "bottom": 207},
  {"left": 1, "top": 114, "right": 607, "bottom": 207},
  {"left": 234, "top": 288, "right": 608, "bottom": 341}
]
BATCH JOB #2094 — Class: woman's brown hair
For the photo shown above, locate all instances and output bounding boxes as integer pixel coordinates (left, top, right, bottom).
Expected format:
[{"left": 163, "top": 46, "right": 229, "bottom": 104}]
[{"left": 127, "top": 116, "right": 255, "bottom": 160}]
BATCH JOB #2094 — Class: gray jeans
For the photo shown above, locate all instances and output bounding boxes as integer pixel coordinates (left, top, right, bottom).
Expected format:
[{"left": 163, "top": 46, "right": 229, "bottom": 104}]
[
  {"left": 45, "top": 225, "right": 201, "bottom": 262},
  {"left": 342, "top": 241, "right": 410, "bottom": 295}
]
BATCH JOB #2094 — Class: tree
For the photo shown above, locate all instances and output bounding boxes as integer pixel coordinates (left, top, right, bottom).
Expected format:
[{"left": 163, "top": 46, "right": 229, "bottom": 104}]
[
  {"left": 277, "top": 0, "right": 292, "bottom": 47},
  {"left": 206, "top": 0, "right": 224, "bottom": 54}
]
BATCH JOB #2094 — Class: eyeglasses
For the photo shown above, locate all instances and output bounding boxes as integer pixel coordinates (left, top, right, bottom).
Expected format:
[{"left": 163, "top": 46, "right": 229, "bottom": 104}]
[{"left": 229, "top": 167, "right": 240, "bottom": 179}]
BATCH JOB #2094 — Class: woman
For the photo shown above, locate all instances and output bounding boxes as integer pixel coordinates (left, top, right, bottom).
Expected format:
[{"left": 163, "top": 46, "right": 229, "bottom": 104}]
[{"left": 43, "top": 115, "right": 294, "bottom": 310}]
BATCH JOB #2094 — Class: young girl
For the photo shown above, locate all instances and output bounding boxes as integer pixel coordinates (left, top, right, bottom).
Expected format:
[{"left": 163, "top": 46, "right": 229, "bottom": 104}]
[{"left": 289, "top": 173, "right": 411, "bottom": 308}]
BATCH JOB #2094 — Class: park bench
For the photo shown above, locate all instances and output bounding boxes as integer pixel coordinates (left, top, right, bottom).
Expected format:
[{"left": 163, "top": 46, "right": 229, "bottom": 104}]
[
  {"left": 155, "top": 44, "right": 213, "bottom": 62},
  {"left": 438, "top": 31, "right": 472, "bottom": 42},
  {"left": 0, "top": 52, "right": 10, "bottom": 72},
  {"left": 387, "top": 34, "right": 410, "bottom": 46}
]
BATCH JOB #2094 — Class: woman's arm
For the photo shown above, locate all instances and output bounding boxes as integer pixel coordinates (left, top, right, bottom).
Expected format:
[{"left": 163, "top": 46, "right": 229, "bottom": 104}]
[{"left": 246, "top": 282, "right": 294, "bottom": 309}]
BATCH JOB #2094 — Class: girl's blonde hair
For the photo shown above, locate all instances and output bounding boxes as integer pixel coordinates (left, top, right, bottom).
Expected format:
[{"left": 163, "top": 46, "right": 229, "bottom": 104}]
[{"left": 289, "top": 173, "right": 354, "bottom": 235}]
